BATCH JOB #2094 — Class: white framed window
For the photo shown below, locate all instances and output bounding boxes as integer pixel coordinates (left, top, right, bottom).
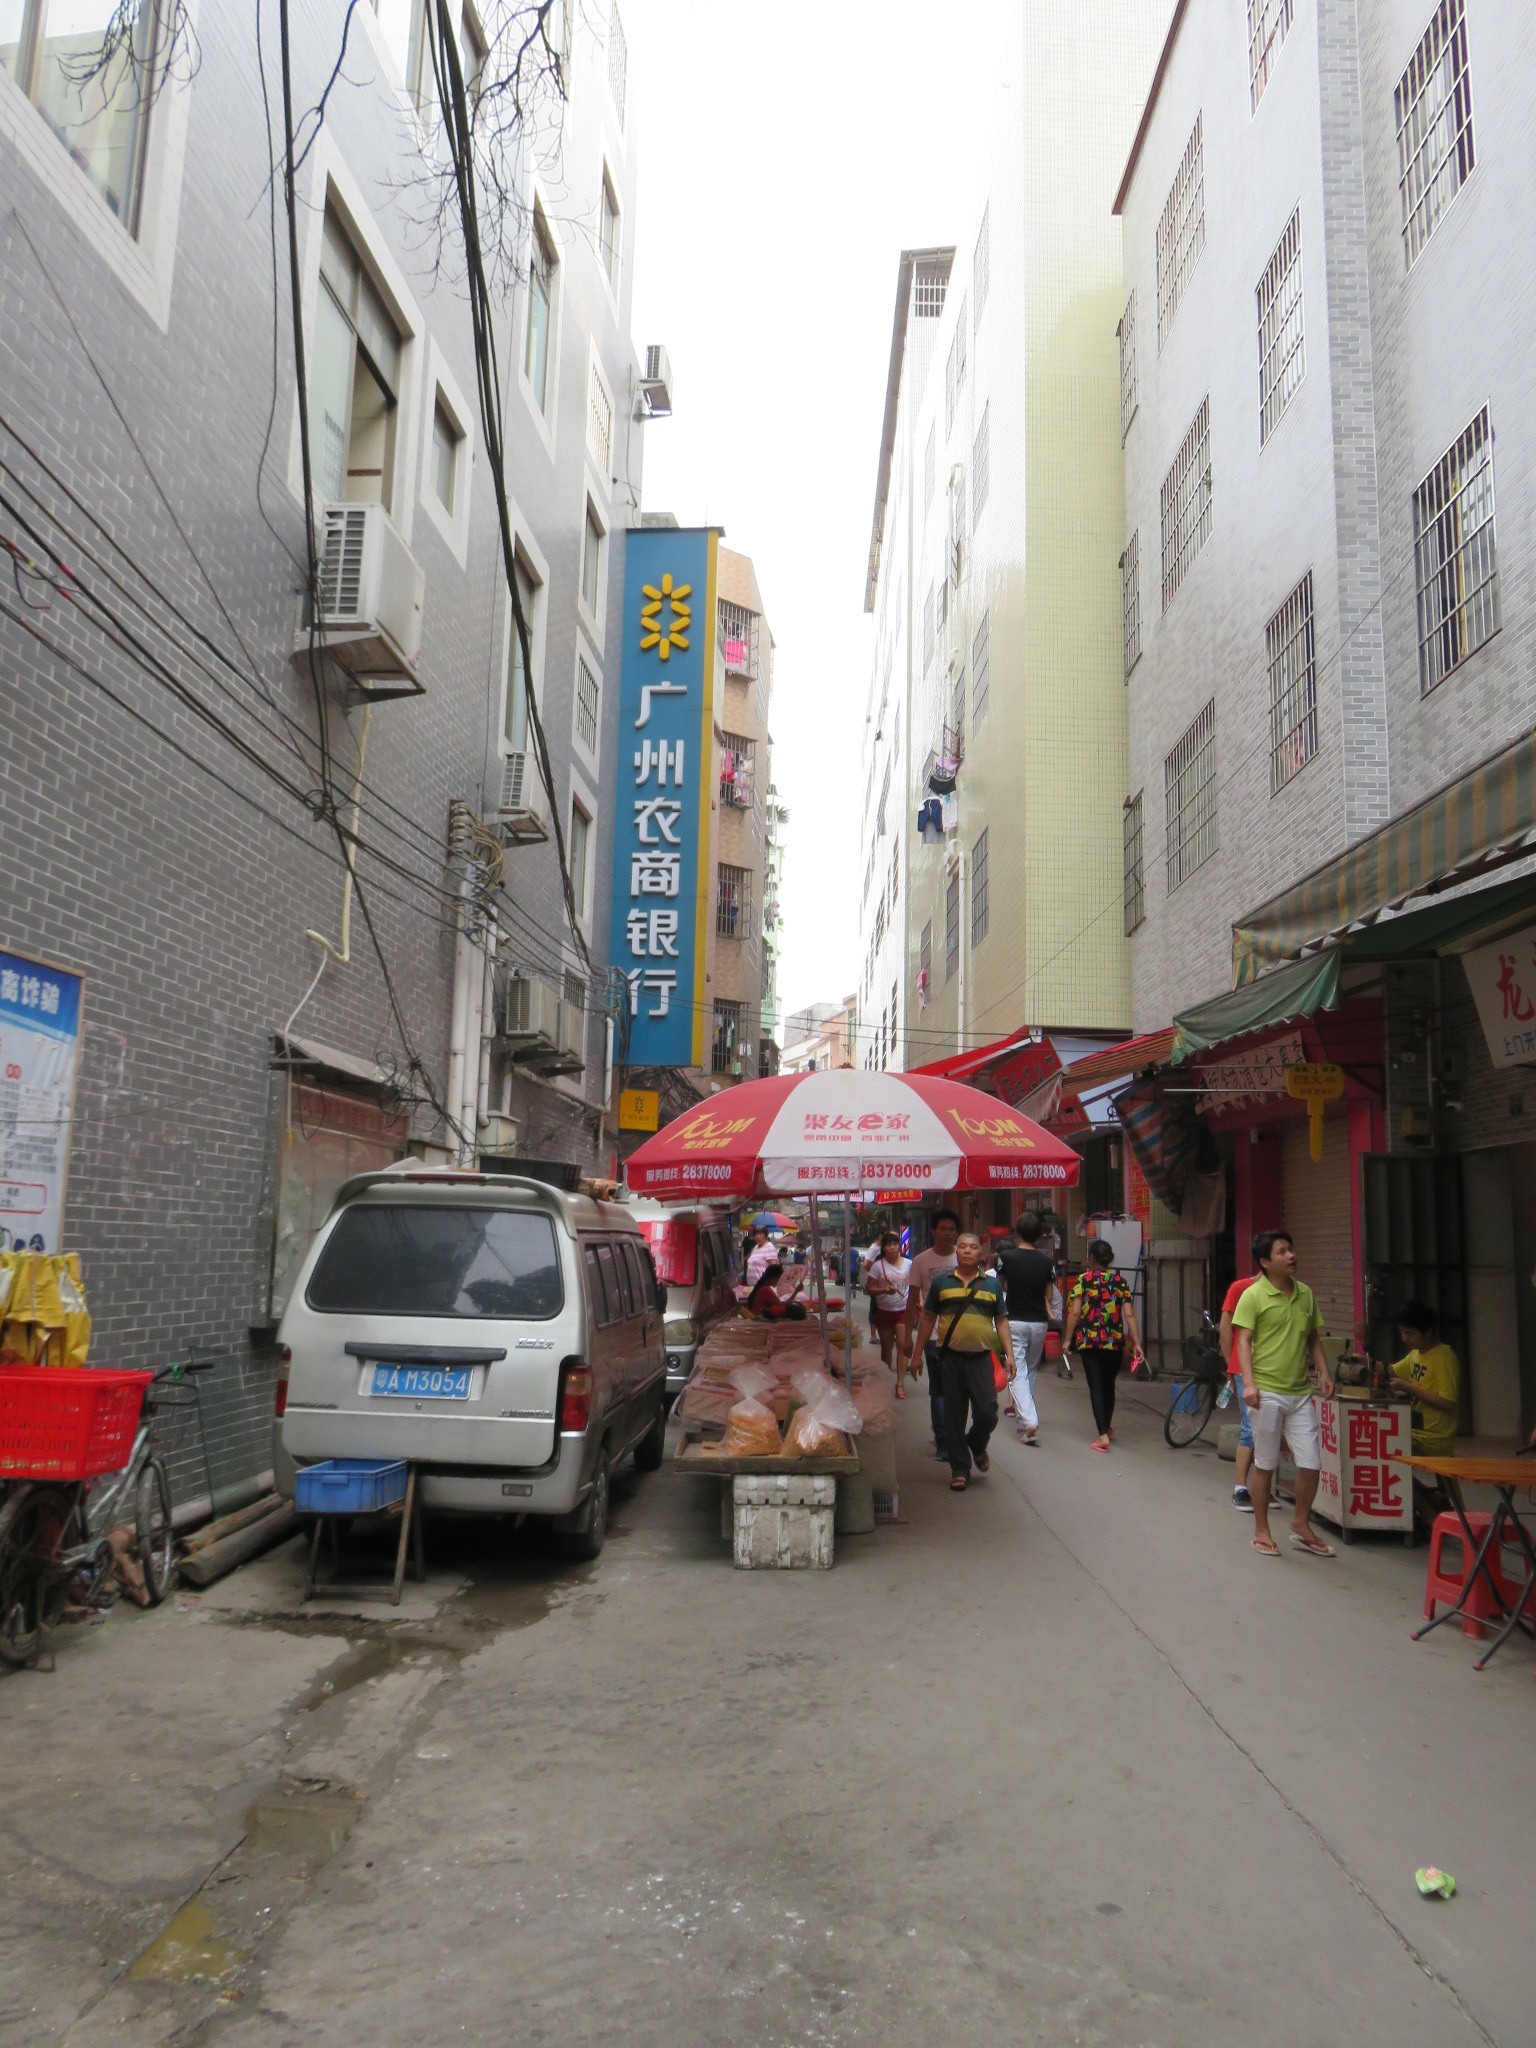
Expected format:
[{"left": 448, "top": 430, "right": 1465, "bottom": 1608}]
[
  {"left": 598, "top": 164, "right": 621, "bottom": 291},
  {"left": 502, "top": 547, "right": 545, "bottom": 758},
  {"left": 573, "top": 651, "right": 600, "bottom": 757},
  {"left": 522, "top": 199, "right": 559, "bottom": 422},
  {"left": 1123, "top": 793, "right": 1145, "bottom": 934},
  {"left": 1267, "top": 571, "right": 1317, "bottom": 791},
  {"left": 430, "top": 395, "right": 461, "bottom": 512},
  {"left": 945, "top": 299, "right": 968, "bottom": 434},
  {"left": 1119, "top": 292, "right": 1138, "bottom": 439},
  {"left": 1395, "top": 0, "right": 1475, "bottom": 268},
  {"left": 586, "top": 354, "right": 614, "bottom": 483},
  {"left": 945, "top": 873, "right": 960, "bottom": 981},
  {"left": 1, "top": 0, "right": 157, "bottom": 225},
  {"left": 922, "top": 584, "right": 935, "bottom": 673},
  {"left": 419, "top": 342, "right": 473, "bottom": 558},
  {"left": 924, "top": 423, "right": 936, "bottom": 510},
  {"left": 1122, "top": 531, "right": 1142, "bottom": 677},
  {"left": 607, "top": 0, "right": 626, "bottom": 125},
  {"left": 1248, "top": 0, "right": 1295, "bottom": 109},
  {"left": 1160, "top": 398, "right": 1212, "bottom": 611},
  {"left": 970, "top": 828, "right": 989, "bottom": 948},
  {"left": 569, "top": 800, "right": 592, "bottom": 921},
  {"left": 973, "top": 205, "right": 990, "bottom": 325},
  {"left": 1164, "top": 699, "right": 1217, "bottom": 893},
  {"left": 1257, "top": 209, "right": 1305, "bottom": 444},
  {"left": 971, "top": 612, "right": 990, "bottom": 729},
  {"left": 1413, "top": 408, "right": 1499, "bottom": 694},
  {"left": 971, "top": 406, "right": 990, "bottom": 528},
  {"left": 580, "top": 496, "right": 606, "bottom": 623},
  {"left": 913, "top": 258, "right": 947, "bottom": 319},
  {"left": 1156, "top": 115, "right": 1205, "bottom": 349},
  {"left": 311, "top": 203, "right": 406, "bottom": 510},
  {"left": 461, "top": 2, "right": 487, "bottom": 103}
]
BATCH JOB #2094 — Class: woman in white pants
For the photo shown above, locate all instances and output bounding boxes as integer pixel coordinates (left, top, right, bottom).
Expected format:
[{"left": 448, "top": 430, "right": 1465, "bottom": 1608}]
[{"left": 994, "top": 1214, "right": 1056, "bottom": 1444}]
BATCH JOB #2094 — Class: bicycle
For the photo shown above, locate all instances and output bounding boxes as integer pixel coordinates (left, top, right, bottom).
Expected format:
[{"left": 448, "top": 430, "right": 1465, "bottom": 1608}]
[
  {"left": 0, "top": 1360, "right": 211, "bottom": 1668},
  {"left": 1163, "top": 1311, "right": 1231, "bottom": 1449}
]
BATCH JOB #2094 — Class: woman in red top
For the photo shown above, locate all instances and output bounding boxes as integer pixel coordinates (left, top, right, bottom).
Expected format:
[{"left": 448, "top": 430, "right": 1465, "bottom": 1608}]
[
  {"left": 746, "top": 1264, "right": 808, "bottom": 1320},
  {"left": 1062, "top": 1240, "right": 1145, "bottom": 1451}
]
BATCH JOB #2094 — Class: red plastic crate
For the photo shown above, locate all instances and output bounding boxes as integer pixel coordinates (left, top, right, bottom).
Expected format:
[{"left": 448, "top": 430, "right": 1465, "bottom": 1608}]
[{"left": 0, "top": 1365, "right": 155, "bottom": 1481}]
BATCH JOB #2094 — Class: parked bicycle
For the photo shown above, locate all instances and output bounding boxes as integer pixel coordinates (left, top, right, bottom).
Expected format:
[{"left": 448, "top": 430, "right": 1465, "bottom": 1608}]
[
  {"left": 1163, "top": 1310, "right": 1231, "bottom": 1449},
  {"left": 0, "top": 1360, "right": 210, "bottom": 1668}
]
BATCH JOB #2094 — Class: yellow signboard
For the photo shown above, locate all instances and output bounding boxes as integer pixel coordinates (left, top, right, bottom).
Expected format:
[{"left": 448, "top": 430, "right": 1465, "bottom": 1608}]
[
  {"left": 618, "top": 1088, "right": 660, "bottom": 1133},
  {"left": 1286, "top": 1062, "right": 1345, "bottom": 1161}
]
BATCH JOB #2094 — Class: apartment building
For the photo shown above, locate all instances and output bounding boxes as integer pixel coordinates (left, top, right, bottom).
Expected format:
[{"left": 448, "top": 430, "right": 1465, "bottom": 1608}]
[
  {"left": 710, "top": 547, "right": 777, "bottom": 1082},
  {"left": 1117, "top": 0, "right": 1536, "bottom": 1432},
  {"left": 781, "top": 1000, "right": 859, "bottom": 1076},
  {"left": 0, "top": 0, "right": 648, "bottom": 1506}
]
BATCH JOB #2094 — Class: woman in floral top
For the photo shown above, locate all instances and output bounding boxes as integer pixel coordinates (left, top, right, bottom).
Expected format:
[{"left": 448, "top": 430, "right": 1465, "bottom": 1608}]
[{"left": 1063, "top": 1240, "right": 1145, "bottom": 1452}]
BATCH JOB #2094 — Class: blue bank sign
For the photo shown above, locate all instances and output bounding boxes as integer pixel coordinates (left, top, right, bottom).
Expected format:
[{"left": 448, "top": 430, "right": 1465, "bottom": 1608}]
[{"left": 609, "top": 526, "right": 719, "bottom": 1068}]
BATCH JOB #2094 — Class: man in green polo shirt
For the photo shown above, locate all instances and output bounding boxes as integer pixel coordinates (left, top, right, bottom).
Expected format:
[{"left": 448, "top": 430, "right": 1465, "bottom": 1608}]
[
  {"left": 912, "top": 1232, "right": 1015, "bottom": 1491},
  {"left": 1232, "top": 1228, "right": 1336, "bottom": 1560}
]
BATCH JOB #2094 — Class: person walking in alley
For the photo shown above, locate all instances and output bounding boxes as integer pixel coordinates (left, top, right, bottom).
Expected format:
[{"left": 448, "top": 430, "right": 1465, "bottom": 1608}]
[
  {"left": 1232, "top": 1229, "right": 1337, "bottom": 1559},
  {"left": 863, "top": 1230, "right": 914, "bottom": 1395},
  {"left": 1220, "top": 1268, "right": 1260, "bottom": 1511},
  {"left": 912, "top": 1232, "right": 1016, "bottom": 1490},
  {"left": 745, "top": 1226, "right": 776, "bottom": 1288},
  {"left": 995, "top": 1212, "right": 1055, "bottom": 1444},
  {"left": 906, "top": 1209, "right": 961, "bottom": 1458},
  {"left": 1062, "top": 1240, "right": 1144, "bottom": 1451}
]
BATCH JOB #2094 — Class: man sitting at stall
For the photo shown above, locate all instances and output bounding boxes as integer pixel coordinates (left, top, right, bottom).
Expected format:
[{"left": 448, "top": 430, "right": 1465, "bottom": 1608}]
[
  {"left": 745, "top": 1262, "right": 808, "bottom": 1320},
  {"left": 1386, "top": 1301, "right": 1460, "bottom": 1455}
]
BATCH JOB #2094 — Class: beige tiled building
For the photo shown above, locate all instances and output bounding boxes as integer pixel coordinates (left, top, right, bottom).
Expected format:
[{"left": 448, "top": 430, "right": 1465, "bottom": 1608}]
[{"left": 708, "top": 547, "right": 777, "bottom": 1082}]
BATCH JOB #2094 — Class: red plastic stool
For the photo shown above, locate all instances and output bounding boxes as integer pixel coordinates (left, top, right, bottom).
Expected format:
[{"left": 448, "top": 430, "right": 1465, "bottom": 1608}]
[{"left": 1423, "top": 1512, "right": 1521, "bottom": 1639}]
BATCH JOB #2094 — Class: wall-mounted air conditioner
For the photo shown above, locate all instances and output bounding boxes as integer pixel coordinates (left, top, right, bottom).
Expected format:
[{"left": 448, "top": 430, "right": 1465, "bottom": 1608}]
[
  {"left": 479, "top": 1112, "right": 520, "bottom": 1156},
  {"left": 493, "top": 750, "right": 550, "bottom": 845},
  {"left": 299, "top": 503, "right": 426, "bottom": 698},
  {"left": 503, "top": 973, "right": 560, "bottom": 1051},
  {"left": 638, "top": 344, "right": 673, "bottom": 418}
]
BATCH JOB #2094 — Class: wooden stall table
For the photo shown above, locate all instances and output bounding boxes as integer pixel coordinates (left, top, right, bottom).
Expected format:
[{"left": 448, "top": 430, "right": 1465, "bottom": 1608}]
[{"left": 1399, "top": 1453, "right": 1536, "bottom": 1670}]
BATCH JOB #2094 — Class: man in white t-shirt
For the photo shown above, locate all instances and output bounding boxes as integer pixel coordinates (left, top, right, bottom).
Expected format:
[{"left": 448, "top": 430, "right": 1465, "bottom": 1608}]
[{"left": 906, "top": 1209, "right": 961, "bottom": 1459}]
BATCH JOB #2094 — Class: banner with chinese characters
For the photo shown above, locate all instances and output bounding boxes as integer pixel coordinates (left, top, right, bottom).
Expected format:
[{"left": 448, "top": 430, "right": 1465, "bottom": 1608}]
[
  {"left": 1462, "top": 922, "right": 1536, "bottom": 1068},
  {"left": 0, "top": 949, "right": 84, "bottom": 1253},
  {"left": 610, "top": 526, "right": 719, "bottom": 1067},
  {"left": 1312, "top": 1397, "right": 1412, "bottom": 1536}
]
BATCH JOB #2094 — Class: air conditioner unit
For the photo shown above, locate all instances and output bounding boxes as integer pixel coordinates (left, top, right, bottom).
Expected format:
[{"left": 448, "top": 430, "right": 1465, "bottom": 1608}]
[
  {"left": 299, "top": 503, "right": 426, "bottom": 698},
  {"left": 638, "top": 343, "right": 673, "bottom": 418},
  {"left": 479, "top": 1112, "right": 520, "bottom": 1154},
  {"left": 502, "top": 973, "right": 560, "bottom": 1051},
  {"left": 493, "top": 750, "right": 550, "bottom": 845}
]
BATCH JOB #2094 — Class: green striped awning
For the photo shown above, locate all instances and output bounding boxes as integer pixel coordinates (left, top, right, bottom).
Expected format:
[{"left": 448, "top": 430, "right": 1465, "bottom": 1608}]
[{"left": 1232, "top": 729, "right": 1536, "bottom": 986}]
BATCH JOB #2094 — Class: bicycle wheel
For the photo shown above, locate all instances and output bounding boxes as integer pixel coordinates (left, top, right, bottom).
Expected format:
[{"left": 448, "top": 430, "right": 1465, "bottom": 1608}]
[
  {"left": 135, "top": 1460, "right": 175, "bottom": 1606},
  {"left": 0, "top": 1485, "right": 73, "bottom": 1667},
  {"left": 1163, "top": 1376, "right": 1217, "bottom": 1449}
]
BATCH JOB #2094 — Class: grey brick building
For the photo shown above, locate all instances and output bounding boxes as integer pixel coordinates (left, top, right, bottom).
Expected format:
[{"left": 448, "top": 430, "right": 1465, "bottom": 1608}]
[{"left": 0, "top": 0, "right": 648, "bottom": 1511}]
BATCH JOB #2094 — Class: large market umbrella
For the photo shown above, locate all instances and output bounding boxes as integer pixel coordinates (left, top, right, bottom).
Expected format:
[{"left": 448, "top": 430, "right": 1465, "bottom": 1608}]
[{"left": 751, "top": 1210, "right": 797, "bottom": 1229}]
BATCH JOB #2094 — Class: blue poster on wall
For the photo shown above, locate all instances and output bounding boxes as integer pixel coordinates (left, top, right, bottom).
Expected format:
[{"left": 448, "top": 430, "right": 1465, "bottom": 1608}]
[{"left": 609, "top": 526, "right": 719, "bottom": 1068}]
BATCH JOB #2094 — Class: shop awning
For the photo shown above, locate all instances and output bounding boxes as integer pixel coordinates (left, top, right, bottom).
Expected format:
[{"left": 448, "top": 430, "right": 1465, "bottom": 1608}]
[
  {"left": 1060, "top": 1028, "right": 1176, "bottom": 1089},
  {"left": 1232, "top": 729, "right": 1536, "bottom": 986},
  {"left": 1171, "top": 951, "right": 1342, "bottom": 1063},
  {"left": 908, "top": 1029, "right": 1039, "bottom": 1082}
]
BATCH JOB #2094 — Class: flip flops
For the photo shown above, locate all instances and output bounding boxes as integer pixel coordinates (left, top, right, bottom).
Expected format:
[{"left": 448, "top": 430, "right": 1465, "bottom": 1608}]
[
  {"left": 1290, "top": 1531, "right": 1336, "bottom": 1558},
  {"left": 1252, "top": 1535, "right": 1281, "bottom": 1557}
]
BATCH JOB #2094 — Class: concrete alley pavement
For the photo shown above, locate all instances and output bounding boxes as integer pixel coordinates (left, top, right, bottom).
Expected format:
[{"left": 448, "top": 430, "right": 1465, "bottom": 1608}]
[{"left": 4, "top": 1370, "right": 1531, "bottom": 2048}]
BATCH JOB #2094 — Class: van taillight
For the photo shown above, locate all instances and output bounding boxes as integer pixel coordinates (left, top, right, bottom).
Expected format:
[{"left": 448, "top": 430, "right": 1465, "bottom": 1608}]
[
  {"left": 274, "top": 1344, "right": 291, "bottom": 1418},
  {"left": 560, "top": 1364, "right": 593, "bottom": 1433}
]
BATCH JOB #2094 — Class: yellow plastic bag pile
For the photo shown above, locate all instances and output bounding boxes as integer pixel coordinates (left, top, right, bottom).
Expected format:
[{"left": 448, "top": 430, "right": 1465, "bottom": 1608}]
[{"left": 0, "top": 1252, "right": 91, "bottom": 1366}]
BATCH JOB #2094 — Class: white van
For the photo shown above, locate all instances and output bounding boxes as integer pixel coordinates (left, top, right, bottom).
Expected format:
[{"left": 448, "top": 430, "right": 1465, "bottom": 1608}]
[
  {"left": 625, "top": 1199, "right": 739, "bottom": 1398},
  {"left": 278, "top": 1167, "right": 666, "bottom": 1558}
]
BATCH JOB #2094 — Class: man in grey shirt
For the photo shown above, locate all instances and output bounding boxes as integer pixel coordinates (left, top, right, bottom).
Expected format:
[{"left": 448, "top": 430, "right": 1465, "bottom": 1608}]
[{"left": 905, "top": 1208, "right": 961, "bottom": 1460}]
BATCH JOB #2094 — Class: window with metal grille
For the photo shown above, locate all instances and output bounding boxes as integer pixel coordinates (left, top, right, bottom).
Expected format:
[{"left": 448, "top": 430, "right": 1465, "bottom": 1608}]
[
  {"left": 973, "top": 206, "right": 990, "bottom": 324},
  {"left": 889, "top": 841, "right": 900, "bottom": 911},
  {"left": 1123, "top": 793, "right": 1145, "bottom": 934},
  {"left": 1122, "top": 531, "right": 1142, "bottom": 677},
  {"left": 1257, "top": 209, "right": 1305, "bottom": 444},
  {"left": 1248, "top": 0, "right": 1295, "bottom": 108},
  {"left": 587, "top": 360, "right": 614, "bottom": 473},
  {"left": 711, "top": 999, "right": 744, "bottom": 1074},
  {"left": 575, "top": 656, "right": 600, "bottom": 752},
  {"left": 914, "top": 260, "right": 948, "bottom": 319},
  {"left": 970, "top": 829, "right": 990, "bottom": 947},
  {"left": 719, "top": 598, "right": 756, "bottom": 676},
  {"left": 717, "top": 864, "right": 753, "bottom": 939},
  {"left": 598, "top": 169, "right": 621, "bottom": 290},
  {"left": 936, "top": 577, "right": 948, "bottom": 635},
  {"left": 1266, "top": 572, "right": 1318, "bottom": 791},
  {"left": 945, "top": 874, "right": 960, "bottom": 980},
  {"left": 1413, "top": 408, "right": 1500, "bottom": 693},
  {"left": 1396, "top": 0, "right": 1474, "bottom": 268},
  {"left": 1119, "top": 292, "right": 1138, "bottom": 439},
  {"left": 1160, "top": 399, "right": 1212, "bottom": 610},
  {"left": 889, "top": 979, "right": 899, "bottom": 1067},
  {"left": 569, "top": 807, "right": 591, "bottom": 919},
  {"left": 951, "top": 664, "right": 966, "bottom": 745},
  {"left": 949, "top": 476, "right": 966, "bottom": 584},
  {"left": 971, "top": 406, "right": 990, "bottom": 527},
  {"left": 971, "top": 612, "right": 991, "bottom": 729},
  {"left": 1164, "top": 699, "right": 1218, "bottom": 892},
  {"left": 922, "top": 585, "right": 935, "bottom": 672},
  {"left": 945, "top": 300, "right": 968, "bottom": 434},
  {"left": 607, "top": 1, "right": 627, "bottom": 123},
  {"left": 1156, "top": 115, "right": 1206, "bottom": 348},
  {"left": 924, "top": 424, "right": 937, "bottom": 509},
  {"left": 719, "top": 730, "right": 755, "bottom": 808}
]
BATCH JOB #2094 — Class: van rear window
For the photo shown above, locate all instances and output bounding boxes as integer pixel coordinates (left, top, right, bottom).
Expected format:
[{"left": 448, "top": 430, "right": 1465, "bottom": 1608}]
[{"left": 308, "top": 1206, "right": 564, "bottom": 1320}]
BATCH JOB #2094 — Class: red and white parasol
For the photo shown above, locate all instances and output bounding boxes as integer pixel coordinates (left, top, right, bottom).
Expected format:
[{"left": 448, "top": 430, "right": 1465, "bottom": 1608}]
[{"left": 622, "top": 1069, "right": 1080, "bottom": 1200}]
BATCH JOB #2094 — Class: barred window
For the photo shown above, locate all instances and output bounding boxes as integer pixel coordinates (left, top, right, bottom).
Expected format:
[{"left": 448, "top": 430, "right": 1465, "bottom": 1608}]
[
  {"left": 922, "top": 584, "right": 936, "bottom": 672},
  {"left": 914, "top": 259, "right": 948, "bottom": 319},
  {"left": 945, "top": 872, "right": 960, "bottom": 980},
  {"left": 973, "top": 206, "right": 990, "bottom": 324},
  {"left": 1122, "top": 531, "right": 1142, "bottom": 677},
  {"left": 717, "top": 864, "right": 753, "bottom": 939},
  {"left": 1266, "top": 573, "right": 1317, "bottom": 790},
  {"left": 1123, "top": 793, "right": 1145, "bottom": 935},
  {"left": 711, "top": 998, "right": 744, "bottom": 1074},
  {"left": 970, "top": 828, "right": 989, "bottom": 947},
  {"left": 950, "top": 662, "right": 966, "bottom": 745},
  {"left": 1257, "top": 210, "right": 1305, "bottom": 444},
  {"left": 719, "top": 598, "right": 757, "bottom": 676},
  {"left": 919, "top": 919, "right": 932, "bottom": 991},
  {"left": 1396, "top": 0, "right": 1475, "bottom": 268},
  {"left": 1164, "top": 699, "right": 1217, "bottom": 892},
  {"left": 1248, "top": 0, "right": 1295, "bottom": 109},
  {"left": 945, "top": 299, "right": 968, "bottom": 434},
  {"left": 1156, "top": 115, "right": 1206, "bottom": 349},
  {"left": 971, "top": 612, "right": 991, "bottom": 729},
  {"left": 971, "top": 405, "right": 990, "bottom": 527},
  {"left": 1119, "top": 292, "right": 1138, "bottom": 440},
  {"left": 1160, "top": 399, "right": 1212, "bottom": 610},
  {"left": 607, "top": 1, "right": 627, "bottom": 123},
  {"left": 925, "top": 423, "right": 937, "bottom": 510},
  {"left": 889, "top": 841, "right": 900, "bottom": 911},
  {"left": 575, "top": 656, "right": 600, "bottom": 751},
  {"left": 936, "top": 577, "right": 948, "bottom": 635},
  {"left": 719, "top": 730, "right": 755, "bottom": 808},
  {"left": 1414, "top": 408, "right": 1500, "bottom": 693}
]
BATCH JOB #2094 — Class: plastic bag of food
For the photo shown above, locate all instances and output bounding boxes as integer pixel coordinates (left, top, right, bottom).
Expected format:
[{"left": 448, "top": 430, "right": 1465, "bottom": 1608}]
[
  {"left": 783, "top": 1401, "right": 850, "bottom": 1459},
  {"left": 717, "top": 1397, "right": 783, "bottom": 1458},
  {"left": 789, "top": 1370, "right": 862, "bottom": 1436},
  {"left": 730, "top": 1363, "right": 774, "bottom": 1402}
]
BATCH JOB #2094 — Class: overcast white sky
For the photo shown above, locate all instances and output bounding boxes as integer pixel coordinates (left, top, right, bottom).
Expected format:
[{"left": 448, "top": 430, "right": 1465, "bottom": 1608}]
[{"left": 626, "top": 0, "right": 1007, "bottom": 1030}]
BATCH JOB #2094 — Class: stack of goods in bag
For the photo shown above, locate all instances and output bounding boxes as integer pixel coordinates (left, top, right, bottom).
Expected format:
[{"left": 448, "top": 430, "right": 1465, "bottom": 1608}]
[
  {"left": 0, "top": 1251, "right": 91, "bottom": 1366},
  {"left": 710, "top": 1397, "right": 784, "bottom": 1458},
  {"left": 780, "top": 1367, "right": 863, "bottom": 1459}
]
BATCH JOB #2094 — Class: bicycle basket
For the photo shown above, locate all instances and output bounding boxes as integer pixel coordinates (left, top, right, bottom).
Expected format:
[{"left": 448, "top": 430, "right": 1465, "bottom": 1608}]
[
  {"left": 1181, "top": 1331, "right": 1225, "bottom": 1380},
  {"left": 0, "top": 1365, "right": 155, "bottom": 1481}
]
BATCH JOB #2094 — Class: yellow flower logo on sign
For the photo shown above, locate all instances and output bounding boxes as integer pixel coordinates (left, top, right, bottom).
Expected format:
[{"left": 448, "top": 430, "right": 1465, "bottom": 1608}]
[{"left": 640, "top": 571, "right": 692, "bottom": 661}]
